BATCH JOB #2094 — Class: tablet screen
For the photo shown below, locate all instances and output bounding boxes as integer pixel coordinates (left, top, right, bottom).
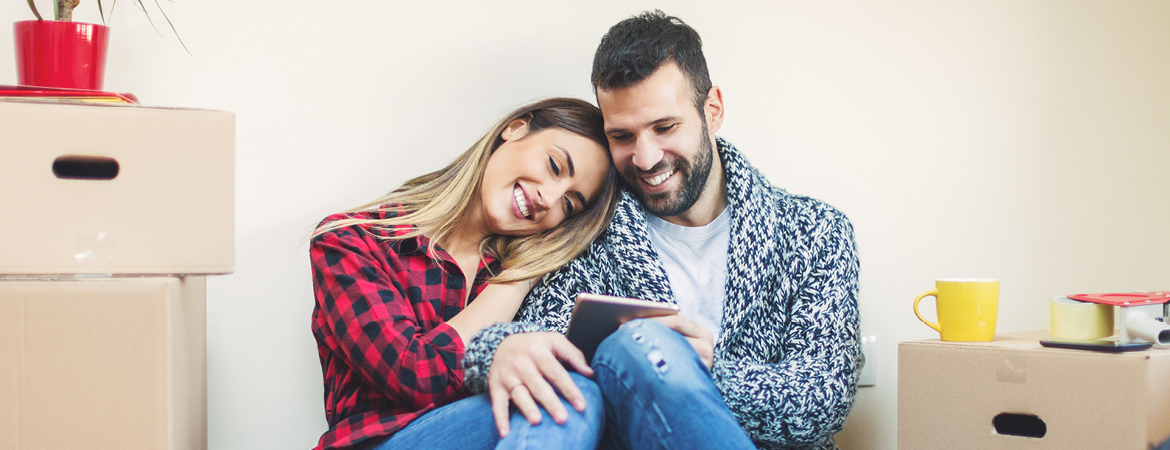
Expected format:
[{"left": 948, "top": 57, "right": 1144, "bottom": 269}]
[{"left": 565, "top": 293, "right": 678, "bottom": 363}]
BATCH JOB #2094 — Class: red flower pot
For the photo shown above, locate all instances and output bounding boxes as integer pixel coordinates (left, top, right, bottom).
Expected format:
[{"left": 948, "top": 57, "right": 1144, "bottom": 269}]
[{"left": 14, "top": 20, "right": 110, "bottom": 91}]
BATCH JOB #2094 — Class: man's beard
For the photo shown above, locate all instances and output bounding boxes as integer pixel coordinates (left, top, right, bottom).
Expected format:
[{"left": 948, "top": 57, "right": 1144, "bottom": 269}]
[{"left": 622, "top": 120, "right": 714, "bottom": 217}]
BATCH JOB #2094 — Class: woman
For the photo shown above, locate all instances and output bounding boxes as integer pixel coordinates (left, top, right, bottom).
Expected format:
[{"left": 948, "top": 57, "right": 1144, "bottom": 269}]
[{"left": 310, "top": 98, "right": 619, "bottom": 450}]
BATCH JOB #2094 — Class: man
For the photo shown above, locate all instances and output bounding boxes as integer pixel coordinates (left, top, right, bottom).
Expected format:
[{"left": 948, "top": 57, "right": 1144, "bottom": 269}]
[{"left": 465, "top": 10, "right": 860, "bottom": 450}]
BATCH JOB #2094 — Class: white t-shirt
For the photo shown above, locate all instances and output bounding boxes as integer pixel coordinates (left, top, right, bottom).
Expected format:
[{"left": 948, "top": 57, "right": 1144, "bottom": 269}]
[{"left": 643, "top": 207, "right": 731, "bottom": 340}]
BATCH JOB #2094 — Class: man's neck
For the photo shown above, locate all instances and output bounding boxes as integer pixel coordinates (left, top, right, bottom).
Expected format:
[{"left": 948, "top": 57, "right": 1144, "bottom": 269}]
[{"left": 656, "top": 153, "right": 728, "bottom": 227}]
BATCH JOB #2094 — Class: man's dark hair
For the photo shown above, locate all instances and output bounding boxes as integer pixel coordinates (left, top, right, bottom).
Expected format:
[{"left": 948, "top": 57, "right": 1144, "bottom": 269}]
[{"left": 591, "top": 10, "right": 712, "bottom": 112}]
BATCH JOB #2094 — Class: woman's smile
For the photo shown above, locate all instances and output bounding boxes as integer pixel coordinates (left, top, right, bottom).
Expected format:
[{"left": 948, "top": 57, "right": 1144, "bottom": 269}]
[{"left": 512, "top": 183, "right": 534, "bottom": 220}]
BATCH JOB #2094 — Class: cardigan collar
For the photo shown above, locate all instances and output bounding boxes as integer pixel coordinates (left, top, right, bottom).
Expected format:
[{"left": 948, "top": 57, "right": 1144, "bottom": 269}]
[{"left": 606, "top": 138, "right": 780, "bottom": 349}]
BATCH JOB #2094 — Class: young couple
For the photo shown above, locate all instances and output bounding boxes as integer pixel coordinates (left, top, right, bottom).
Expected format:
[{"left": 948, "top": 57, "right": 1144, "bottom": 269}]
[{"left": 311, "top": 10, "right": 860, "bottom": 450}]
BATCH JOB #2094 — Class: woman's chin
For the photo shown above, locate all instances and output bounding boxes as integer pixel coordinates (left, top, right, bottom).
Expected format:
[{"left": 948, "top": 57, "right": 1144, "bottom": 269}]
[
  {"left": 503, "top": 226, "right": 543, "bottom": 237},
  {"left": 490, "top": 221, "right": 553, "bottom": 237},
  {"left": 486, "top": 220, "right": 528, "bottom": 237}
]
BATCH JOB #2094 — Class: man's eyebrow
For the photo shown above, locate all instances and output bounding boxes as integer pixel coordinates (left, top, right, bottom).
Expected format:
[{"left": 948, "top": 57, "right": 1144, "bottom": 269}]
[
  {"left": 650, "top": 116, "right": 682, "bottom": 126},
  {"left": 556, "top": 146, "right": 576, "bottom": 177},
  {"left": 605, "top": 116, "right": 683, "bottom": 135}
]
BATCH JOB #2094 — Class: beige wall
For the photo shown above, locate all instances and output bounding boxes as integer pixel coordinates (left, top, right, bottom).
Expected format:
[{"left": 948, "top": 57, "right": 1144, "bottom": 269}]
[{"left": 1, "top": 1, "right": 1166, "bottom": 449}]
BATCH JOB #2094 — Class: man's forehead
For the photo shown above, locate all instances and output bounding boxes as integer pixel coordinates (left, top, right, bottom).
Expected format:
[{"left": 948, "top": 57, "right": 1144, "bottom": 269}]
[{"left": 598, "top": 65, "right": 696, "bottom": 129}]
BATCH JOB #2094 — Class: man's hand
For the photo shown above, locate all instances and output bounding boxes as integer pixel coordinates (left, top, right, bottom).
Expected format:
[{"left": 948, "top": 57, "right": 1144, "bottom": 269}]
[
  {"left": 488, "top": 332, "right": 594, "bottom": 437},
  {"left": 650, "top": 314, "right": 714, "bottom": 368}
]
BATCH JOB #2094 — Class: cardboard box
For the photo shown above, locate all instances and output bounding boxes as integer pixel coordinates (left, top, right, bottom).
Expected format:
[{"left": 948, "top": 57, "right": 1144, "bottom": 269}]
[
  {"left": 0, "top": 101, "right": 234, "bottom": 275},
  {"left": 899, "top": 330, "right": 1170, "bottom": 449},
  {"left": 0, "top": 277, "right": 206, "bottom": 450}
]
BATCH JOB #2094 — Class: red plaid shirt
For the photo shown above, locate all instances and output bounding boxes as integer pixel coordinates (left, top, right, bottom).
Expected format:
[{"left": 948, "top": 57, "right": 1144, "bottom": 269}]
[{"left": 311, "top": 209, "right": 500, "bottom": 450}]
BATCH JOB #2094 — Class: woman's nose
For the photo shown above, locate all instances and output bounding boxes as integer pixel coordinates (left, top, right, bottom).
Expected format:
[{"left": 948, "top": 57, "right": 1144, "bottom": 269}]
[
  {"left": 533, "top": 181, "right": 569, "bottom": 212},
  {"left": 532, "top": 186, "right": 551, "bottom": 210}
]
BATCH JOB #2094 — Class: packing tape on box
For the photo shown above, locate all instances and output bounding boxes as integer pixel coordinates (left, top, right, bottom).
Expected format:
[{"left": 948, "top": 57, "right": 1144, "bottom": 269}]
[{"left": 1049, "top": 296, "right": 1113, "bottom": 340}]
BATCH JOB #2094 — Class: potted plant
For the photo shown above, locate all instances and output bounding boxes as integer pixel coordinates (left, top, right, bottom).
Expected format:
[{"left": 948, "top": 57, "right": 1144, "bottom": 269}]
[{"left": 15, "top": 0, "right": 183, "bottom": 91}]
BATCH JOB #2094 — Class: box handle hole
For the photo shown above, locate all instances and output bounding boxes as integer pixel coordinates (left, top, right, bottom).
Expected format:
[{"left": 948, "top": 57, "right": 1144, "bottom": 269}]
[
  {"left": 52, "top": 156, "right": 119, "bottom": 180},
  {"left": 993, "top": 413, "right": 1047, "bottom": 438}
]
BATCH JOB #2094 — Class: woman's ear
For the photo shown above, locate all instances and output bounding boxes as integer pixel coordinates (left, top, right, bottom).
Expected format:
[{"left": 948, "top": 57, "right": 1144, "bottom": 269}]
[{"left": 500, "top": 118, "right": 530, "bottom": 142}]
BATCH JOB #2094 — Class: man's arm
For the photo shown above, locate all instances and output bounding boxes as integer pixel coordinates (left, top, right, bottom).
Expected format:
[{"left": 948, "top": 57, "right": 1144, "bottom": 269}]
[{"left": 716, "top": 211, "right": 860, "bottom": 449}]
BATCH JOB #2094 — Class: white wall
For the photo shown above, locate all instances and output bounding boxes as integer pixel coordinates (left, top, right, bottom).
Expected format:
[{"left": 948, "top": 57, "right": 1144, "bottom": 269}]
[{"left": 2, "top": 1, "right": 1167, "bottom": 449}]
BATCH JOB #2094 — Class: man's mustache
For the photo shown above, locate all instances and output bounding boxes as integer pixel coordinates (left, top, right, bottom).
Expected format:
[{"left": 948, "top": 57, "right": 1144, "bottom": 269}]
[{"left": 623, "top": 158, "right": 686, "bottom": 181}]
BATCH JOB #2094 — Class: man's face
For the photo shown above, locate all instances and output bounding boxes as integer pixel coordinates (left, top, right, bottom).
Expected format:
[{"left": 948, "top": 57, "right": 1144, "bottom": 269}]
[{"left": 597, "top": 63, "right": 715, "bottom": 217}]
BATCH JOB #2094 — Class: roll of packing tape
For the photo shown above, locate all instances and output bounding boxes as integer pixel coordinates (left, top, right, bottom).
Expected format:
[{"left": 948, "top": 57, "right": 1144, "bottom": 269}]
[{"left": 1049, "top": 296, "right": 1114, "bottom": 340}]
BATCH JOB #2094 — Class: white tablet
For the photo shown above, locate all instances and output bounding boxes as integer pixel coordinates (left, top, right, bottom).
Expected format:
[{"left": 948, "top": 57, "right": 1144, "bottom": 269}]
[{"left": 565, "top": 293, "right": 679, "bottom": 363}]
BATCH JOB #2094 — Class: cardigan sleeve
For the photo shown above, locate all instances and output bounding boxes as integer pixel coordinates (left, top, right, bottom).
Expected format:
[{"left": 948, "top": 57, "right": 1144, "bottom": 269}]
[{"left": 713, "top": 210, "right": 861, "bottom": 449}]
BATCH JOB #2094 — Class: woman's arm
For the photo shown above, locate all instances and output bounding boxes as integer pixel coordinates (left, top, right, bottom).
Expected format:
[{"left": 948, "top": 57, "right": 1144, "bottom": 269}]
[
  {"left": 446, "top": 279, "right": 533, "bottom": 347},
  {"left": 461, "top": 250, "right": 599, "bottom": 393},
  {"left": 311, "top": 224, "right": 466, "bottom": 409}
]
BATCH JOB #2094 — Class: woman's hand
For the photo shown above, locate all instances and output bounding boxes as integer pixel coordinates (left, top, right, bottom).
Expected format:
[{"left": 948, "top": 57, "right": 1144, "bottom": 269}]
[{"left": 488, "top": 332, "right": 593, "bottom": 436}]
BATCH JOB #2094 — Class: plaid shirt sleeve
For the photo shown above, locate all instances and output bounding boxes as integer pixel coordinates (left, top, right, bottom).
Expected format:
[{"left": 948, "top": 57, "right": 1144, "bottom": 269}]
[{"left": 311, "top": 222, "right": 466, "bottom": 410}]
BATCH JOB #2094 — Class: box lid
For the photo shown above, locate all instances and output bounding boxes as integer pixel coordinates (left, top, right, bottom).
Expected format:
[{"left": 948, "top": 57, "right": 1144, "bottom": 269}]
[{"left": 901, "top": 330, "right": 1170, "bottom": 359}]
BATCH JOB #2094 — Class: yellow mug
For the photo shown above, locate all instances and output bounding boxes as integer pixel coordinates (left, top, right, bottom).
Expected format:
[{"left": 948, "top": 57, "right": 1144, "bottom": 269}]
[{"left": 913, "top": 278, "right": 999, "bottom": 341}]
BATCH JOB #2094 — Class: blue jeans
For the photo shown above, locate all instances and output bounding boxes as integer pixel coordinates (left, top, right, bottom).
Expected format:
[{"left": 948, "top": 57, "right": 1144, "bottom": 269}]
[
  {"left": 372, "top": 371, "right": 604, "bottom": 450},
  {"left": 592, "top": 319, "right": 757, "bottom": 450}
]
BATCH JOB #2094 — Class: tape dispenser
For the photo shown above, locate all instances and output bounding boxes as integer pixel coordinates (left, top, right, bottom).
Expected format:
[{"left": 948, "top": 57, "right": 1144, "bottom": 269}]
[{"left": 1068, "top": 292, "right": 1170, "bottom": 346}]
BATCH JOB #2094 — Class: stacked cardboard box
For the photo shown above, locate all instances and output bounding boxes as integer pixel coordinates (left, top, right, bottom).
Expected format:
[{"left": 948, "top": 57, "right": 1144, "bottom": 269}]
[
  {"left": 899, "top": 330, "right": 1170, "bottom": 450},
  {"left": 0, "top": 101, "right": 234, "bottom": 450}
]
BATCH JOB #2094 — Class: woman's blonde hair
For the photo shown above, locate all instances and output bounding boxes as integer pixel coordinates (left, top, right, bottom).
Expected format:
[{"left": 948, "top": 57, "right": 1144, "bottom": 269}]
[{"left": 314, "top": 98, "right": 619, "bottom": 283}]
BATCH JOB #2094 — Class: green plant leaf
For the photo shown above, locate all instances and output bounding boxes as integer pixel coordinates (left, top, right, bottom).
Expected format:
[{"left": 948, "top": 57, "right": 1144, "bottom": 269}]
[
  {"left": 128, "top": 0, "right": 159, "bottom": 36},
  {"left": 27, "top": 0, "right": 43, "bottom": 20},
  {"left": 154, "top": 0, "right": 191, "bottom": 55}
]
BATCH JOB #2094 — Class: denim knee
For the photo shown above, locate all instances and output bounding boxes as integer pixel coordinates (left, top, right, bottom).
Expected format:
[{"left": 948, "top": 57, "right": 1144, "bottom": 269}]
[
  {"left": 592, "top": 319, "right": 709, "bottom": 387},
  {"left": 590, "top": 321, "right": 751, "bottom": 450},
  {"left": 567, "top": 371, "right": 604, "bottom": 413},
  {"left": 552, "top": 371, "right": 605, "bottom": 433}
]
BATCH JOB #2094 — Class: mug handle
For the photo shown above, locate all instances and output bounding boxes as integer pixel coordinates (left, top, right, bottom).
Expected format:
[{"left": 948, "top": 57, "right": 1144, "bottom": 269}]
[{"left": 913, "top": 289, "right": 942, "bottom": 333}]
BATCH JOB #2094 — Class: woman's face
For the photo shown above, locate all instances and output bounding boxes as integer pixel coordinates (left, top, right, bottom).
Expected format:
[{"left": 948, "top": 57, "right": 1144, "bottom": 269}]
[{"left": 479, "top": 120, "right": 610, "bottom": 236}]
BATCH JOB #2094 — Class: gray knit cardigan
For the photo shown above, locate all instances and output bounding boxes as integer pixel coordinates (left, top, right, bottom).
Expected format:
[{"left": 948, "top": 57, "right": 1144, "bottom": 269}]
[{"left": 465, "top": 138, "right": 861, "bottom": 450}]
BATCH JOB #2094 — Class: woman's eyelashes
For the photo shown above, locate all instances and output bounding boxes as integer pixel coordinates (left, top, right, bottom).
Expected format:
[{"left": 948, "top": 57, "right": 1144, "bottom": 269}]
[
  {"left": 548, "top": 155, "right": 561, "bottom": 176},
  {"left": 546, "top": 153, "right": 575, "bottom": 217}
]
